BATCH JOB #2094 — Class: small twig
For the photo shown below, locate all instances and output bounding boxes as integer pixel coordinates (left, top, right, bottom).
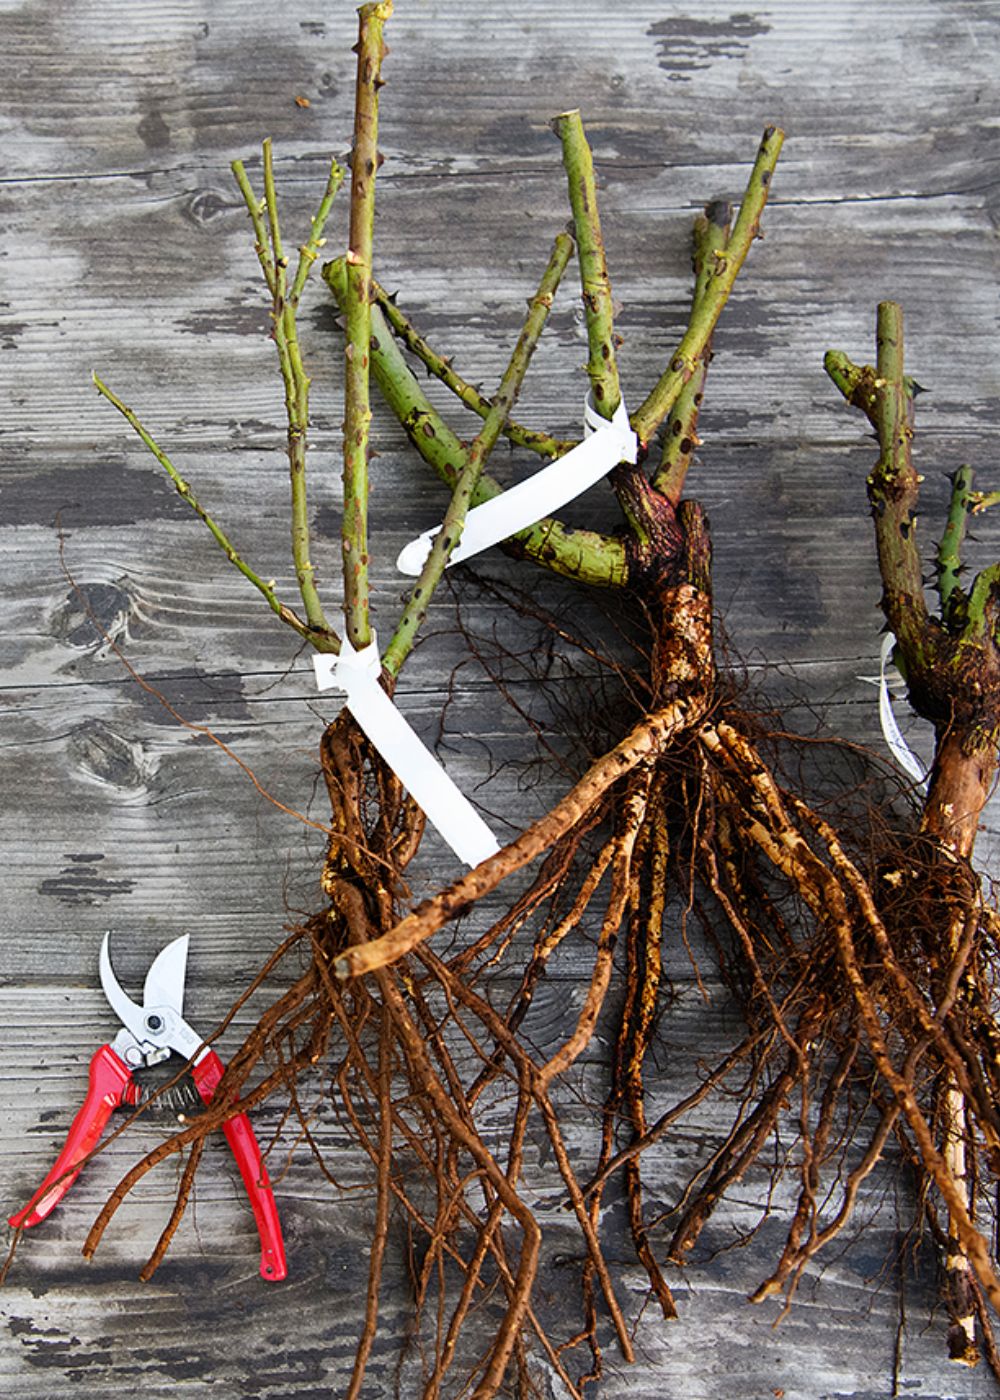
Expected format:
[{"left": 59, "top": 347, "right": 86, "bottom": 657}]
[
  {"left": 233, "top": 141, "right": 343, "bottom": 639},
  {"left": 291, "top": 158, "right": 345, "bottom": 308},
  {"left": 231, "top": 159, "right": 277, "bottom": 294},
  {"left": 370, "top": 276, "right": 575, "bottom": 457},
  {"left": 91, "top": 374, "right": 332, "bottom": 650}
]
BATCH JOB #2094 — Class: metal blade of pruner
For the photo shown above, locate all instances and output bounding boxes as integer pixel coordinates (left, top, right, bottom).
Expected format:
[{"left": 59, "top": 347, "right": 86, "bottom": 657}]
[{"left": 100, "top": 932, "right": 205, "bottom": 1068}]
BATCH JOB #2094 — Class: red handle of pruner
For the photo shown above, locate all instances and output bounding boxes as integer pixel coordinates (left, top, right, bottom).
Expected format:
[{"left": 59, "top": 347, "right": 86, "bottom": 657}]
[
  {"left": 191, "top": 1050, "right": 287, "bottom": 1282},
  {"left": 9, "top": 1044, "right": 134, "bottom": 1230}
]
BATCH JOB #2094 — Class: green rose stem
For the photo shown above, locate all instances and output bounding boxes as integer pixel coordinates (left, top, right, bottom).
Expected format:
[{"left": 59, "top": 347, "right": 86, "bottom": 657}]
[
  {"left": 382, "top": 231, "right": 574, "bottom": 676},
  {"left": 554, "top": 107, "right": 678, "bottom": 561},
  {"left": 825, "top": 308, "right": 928, "bottom": 667},
  {"left": 343, "top": 124, "right": 779, "bottom": 582},
  {"left": 98, "top": 139, "right": 345, "bottom": 655},
  {"left": 324, "top": 257, "right": 630, "bottom": 588},
  {"left": 370, "top": 278, "right": 575, "bottom": 459},
  {"left": 342, "top": 0, "right": 393, "bottom": 649},
  {"left": 827, "top": 301, "right": 1000, "bottom": 1363},
  {"left": 552, "top": 109, "right": 622, "bottom": 420},
  {"left": 632, "top": 125, "right": 784, "bottom": 446},
  {"left": 936, "top": 464, "right": 974, "bottom": 623},
  {"left": 328, "top": 196, "right": 749, "bottom": 590},
  {"left": 90, "top": 375, "right": 334, "bottom": 650},
  {"left": 232, "top": 142, "right": 345, "bottom": 641},
  {"left": 652, "top": 201, "right": 732, "bottom": 505}
]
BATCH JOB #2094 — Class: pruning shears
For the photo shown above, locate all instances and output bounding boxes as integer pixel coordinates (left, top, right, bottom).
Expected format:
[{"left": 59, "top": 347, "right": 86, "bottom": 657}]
[{"left": 9, "top": 933, "right": 287, "bottom": 1282}]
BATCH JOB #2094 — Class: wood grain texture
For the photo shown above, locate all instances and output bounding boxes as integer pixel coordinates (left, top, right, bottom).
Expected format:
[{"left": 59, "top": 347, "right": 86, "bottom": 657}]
[{"left": 3, "top": 0, "right": 1000, "bottom": 1395}]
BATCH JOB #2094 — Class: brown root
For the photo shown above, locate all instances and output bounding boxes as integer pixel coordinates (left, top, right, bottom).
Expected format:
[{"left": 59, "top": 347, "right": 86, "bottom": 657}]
[{"left": 82, "top": 568, "right": 1000, "bottom": 1392}]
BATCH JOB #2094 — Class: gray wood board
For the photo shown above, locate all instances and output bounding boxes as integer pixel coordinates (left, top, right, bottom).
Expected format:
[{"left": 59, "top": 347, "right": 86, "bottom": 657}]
[{"left": 3, "top": 0, "right": 1000, "bottom": 1396}]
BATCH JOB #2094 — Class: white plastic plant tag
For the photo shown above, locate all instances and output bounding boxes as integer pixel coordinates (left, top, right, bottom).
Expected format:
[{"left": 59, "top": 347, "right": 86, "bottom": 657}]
[
  {"left": 857, "top": 633, "right": 927, "bottom": 788},
  {"left": 396, "top": 394, "right": 638, "bottom": 576},
  {"left": 313, "top": 636, "right": 501, "bottom": 868}
]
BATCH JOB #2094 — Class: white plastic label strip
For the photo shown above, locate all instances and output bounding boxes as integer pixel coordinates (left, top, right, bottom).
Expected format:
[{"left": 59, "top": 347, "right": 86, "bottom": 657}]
[
  {"left": 313, "top": 637, "right": 501, "bottom": 868},
  {"left": 857, "top": 633, "right": 927, "bottom": 787},
  {"left": 396, "top": 394, "right": 638, "bottom": 576}
]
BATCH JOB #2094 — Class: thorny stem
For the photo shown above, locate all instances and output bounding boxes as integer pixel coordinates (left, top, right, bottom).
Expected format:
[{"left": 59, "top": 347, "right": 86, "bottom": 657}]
[
  {"left": 964, "top": 560, "right": 1000, "bottom": 647},
  {"left": 232, "top": 142, "right": 345, "bottom": 640},
  {"left": 731, "top": 294, "right": 1000, "bottom": 1360},
  {"left": 632, "top": 125, "right": 784, "bottom": 445},
  {"left": 824, "top": 303, "right": 929, "bottom": 663},
  {"left": 342, "top": 0, "right": 393, "bottom": 648},
  {"left": 370, "top": 276, "right": 576, "bottom": 458},
  {"left": 91, "top": 374, "right": 335, "bottom": 650},
  {"left": 652, "top": 201, "right": 732, "bottom": 503},
  {"left": 290, "top": 159, "right": 345, "bottom": 307},
  {"left": 827, "top": 302, "right": 1000, "bottom": 749},
  {"left": 552, "top": 109, "right": 622, "bottom": 418},
  {"left": 552, "top": 106, "right": 669, "bottom": 551},
  {"left": 871, "top": 301, "right": 931, "bottom": 659},
  {"left": 324, "top": 259, "right": 629, "bottom": 587},
  {"left": 937, "top": 465, "right": 974, "bottom": 624},
  {"left": 323, "top": 262, "right": 468, "bottom": 467},
  {"left": 383, "top": 231, "right": 574, "bottom": 675}
]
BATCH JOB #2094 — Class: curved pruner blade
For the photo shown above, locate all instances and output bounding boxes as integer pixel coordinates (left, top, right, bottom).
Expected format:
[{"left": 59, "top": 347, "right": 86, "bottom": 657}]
[{"left": 99, "top": 932, "right": 189, "bottom": 1040}]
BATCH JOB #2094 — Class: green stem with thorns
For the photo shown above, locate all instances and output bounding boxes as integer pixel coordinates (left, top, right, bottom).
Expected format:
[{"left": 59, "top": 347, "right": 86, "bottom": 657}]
[
  {"left": 632, "top": 126, "right": 784, "bottom": 446},
  {"left": 383, "top": 232, "right": 574, "bottom": 675},
  {"left": 552, "top": 109, "right": 622, "bottom": 420},
  {"left": 653, "top": 200, "right": 732, "bottom": 504},
  {"left": 937, "top": 466, "right": 973, "bottom": 624},
  {"left": 324, "top": 258, "right": 628, "bottom": 588},
  {"left": 370, "top": 277, "right": 576, "bottom": 459}
]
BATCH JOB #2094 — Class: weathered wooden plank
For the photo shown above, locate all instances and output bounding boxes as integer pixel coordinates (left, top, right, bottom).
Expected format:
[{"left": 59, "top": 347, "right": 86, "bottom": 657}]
[
  {"left": 5, "top": 0, "right": 1000, "bottom": 1396},
  {"left": 6, "top": 432, "right": 999, "bottom": 678},
  {"left": 0, "top": 984, "right": 989, "bottom": 1399},
  {"left": 2, "top": 188, "right": 999, "bottom": 451}
]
